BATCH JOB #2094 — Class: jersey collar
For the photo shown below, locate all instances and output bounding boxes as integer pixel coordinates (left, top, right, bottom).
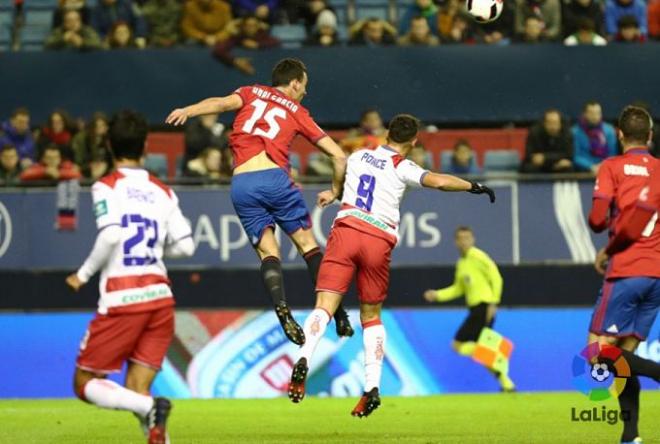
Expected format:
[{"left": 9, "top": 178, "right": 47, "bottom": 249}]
[
  {"left": 625, "top": 147, "right": 649, "bottom": 155},
  {"left": 380, "top": 145, "right": 399, "bottom": 154}
]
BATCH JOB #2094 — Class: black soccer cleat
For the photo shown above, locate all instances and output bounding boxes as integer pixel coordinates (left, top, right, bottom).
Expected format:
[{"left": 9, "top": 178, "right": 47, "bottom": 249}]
[
  {"left": 334, "top": 307, "right": 354, "bottom": 338},
  {"left": 147, "top": 397, "right": 171, "bottom": 444},
  {"left": 351, "top": 388, "right": 381, "bottom": 418},
  {"left": 288, "top": 357, "right": 309, "bottom": 403},
  {"left": 275, "top": 302, "right": 305, "bottom": 345}
]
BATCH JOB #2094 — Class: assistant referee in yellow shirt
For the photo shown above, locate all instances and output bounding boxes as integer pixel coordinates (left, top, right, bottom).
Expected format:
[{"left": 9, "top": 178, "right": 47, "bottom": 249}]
[{"left": 423, "top": 225, "right": 515, "bottom": 392}]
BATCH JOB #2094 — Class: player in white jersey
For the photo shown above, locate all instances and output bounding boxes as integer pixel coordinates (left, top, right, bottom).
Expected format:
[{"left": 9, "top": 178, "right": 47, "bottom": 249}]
[
  {"left": 287, "top": 114, "right": 495, "bottom": 416},
  {"left": 65, "top": 111, "right": 194, "bottom": 444}
]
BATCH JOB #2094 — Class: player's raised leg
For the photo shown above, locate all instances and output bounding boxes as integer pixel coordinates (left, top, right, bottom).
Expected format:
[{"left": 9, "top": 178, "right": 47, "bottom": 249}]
[
  {"left": 254, "top": 227, "right": 305, "bottom": 345},
  {"left": 288, "top": 291, "right": 343, "bottom": 403},
  {"left": 352, "top": 302, "right": 385, "bottom": 418},
  {"left": 289, "top": 227, "right": 354, "bottom": 337}
]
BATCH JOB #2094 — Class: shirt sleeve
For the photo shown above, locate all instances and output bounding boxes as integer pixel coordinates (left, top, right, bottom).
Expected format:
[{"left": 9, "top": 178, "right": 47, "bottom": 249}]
[
  {"left": 296, "top": 110, "right": 327, "bottom": 143},
  {"left": 396, "top": 159, "right": 429, "bottom": 187},
  {"left": 165, "top": 192, "right": 193, "bottom": 245},
  {"left": 589, "top": 161, "right": 614, "bottom": 232},
  {"left": 232, "top": 85, "right": 253, "bottom": 107},
  {"left": 91, "top": 182, "right": 120, "bottom": 230},
  {"left": 436, "top": 268, "right": 464, "bottom": 302}
]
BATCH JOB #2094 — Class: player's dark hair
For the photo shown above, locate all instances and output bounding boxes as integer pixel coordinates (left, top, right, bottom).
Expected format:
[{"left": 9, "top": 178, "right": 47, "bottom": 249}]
[
  {"left": 271, "top": 58, "right": 307, "bottom": 87},
  {"left": 11, "top": 107, "right": 29, "bottom": 118},
  {"left": 387, "top": 114, "right": 420, "bottom": 144},
  {"left": 543, "top": 108, "right": 562, "bottom": 120},
  {"left": 41, "top": 144, "right": 61, "bottom": 159},
  {"left": 618, "top": 15, "right": 639, "bottom": 29},
  {"left": 618, "top": 105, "right": 652, "bottom": 145},
  {"left": 583, "top": 100, "right": 601, "bottom": 111},
  {"left": 455, "top": 226, "right": 473, "bottom": 235},
  {"left": 360, "top": 108, "right": 380, "bottom": 121},
  {"left": 108, "top": 110, "right": 148, "bottom": 161}
]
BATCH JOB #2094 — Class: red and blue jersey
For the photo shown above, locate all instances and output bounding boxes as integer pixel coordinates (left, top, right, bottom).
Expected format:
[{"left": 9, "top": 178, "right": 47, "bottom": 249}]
[{"left": 230, "top": 85, "right": 326, "bottom": 171}]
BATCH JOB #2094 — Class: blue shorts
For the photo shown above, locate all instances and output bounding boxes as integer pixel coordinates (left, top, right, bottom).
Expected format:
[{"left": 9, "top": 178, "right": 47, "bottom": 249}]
[
  {"left": 589, "top": 277, "right": 660, "bottom": 340},
  {"left": 230, "top": 168, "right": 311, "bottom": 246}
]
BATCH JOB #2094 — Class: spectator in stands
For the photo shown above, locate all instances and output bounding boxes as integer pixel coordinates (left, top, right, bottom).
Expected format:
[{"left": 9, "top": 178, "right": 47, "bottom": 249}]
[
  {"left": 442, "top": 13, "right": 481, "bottom": 44},
  {"left": 20, "top": 145, "right": 81, "bottom": 183},
  {"left": 481, "top": 0, "right": 515, "bottom": 44},
  {"left": 650, "top": 0, "right": 660, "bottom": 40},
  {"left": 446, "top": 139, "right": 480, "bottom": 174},
  {"left": 304, "top": 9, "right": 339, "bottom": 46},
  {"left": 45, "top": 10, "right": 102, "bottom": 50},
  {"left": 234, "top": 0, "right": 281, "bottom": 24},
  {"left": 521, "top": 109, "right": 574, "bottom": 173},
  {"left": 91, "top": 0, "right": 146, "bottom": 48},
  {"left": 513, "top": 15, "right": 547, "bottom": 42},
  {"left": 0, "top": 145, "right": 22, "bottom": 186},
  {"left": 184, "top": 147, "right": 226, "bottom": 181},
  {"left": 398, "top": 16, "right": 440, "bottom": 46},
  {"left": 410, "top": 144, "right": 433, "bottom": 169},
  {"left": 563, "top": 18, "right": 607, "bottom": 45},
  {"left": 289, "top": 0, "right": 334, "bottom": 34},
  {"left": 0, "top": 108, "right": 35, "bottom": 168},
  {"left": 438, "top": 0, "right": 461, "bottom": 40},
  {"left": 572, "top": 102, "right": 617, "bottom": 173},
  {"left": 562, "top": 0, "right": 604, "bottom": 38},
  {"left": 36, "top": 110, "right": 73, "bottom": 159},
  {"left": 604, "top": 0, "right": 647, "bottom": 38},
  {"left": 340, "top": 109, "right": 387, "bottom": 151},
  {"left": 614, "top": 15, "right": 646, "bottom": 42},
  {"left": 399, "top": 0, "right": 439, "bottom": 36},
  {"left": 514, "top": 0, "right": 562, "bottom": 40},
  {"left": 184, "top": 114, "right": 230, "bottom": 173},
  {"left": 213, "top": 16, "right": 280, "bottom": 74},
  {"left": 52, "top": 0, "right": 91, "bottom": 29},
  {"left": 182, "top": 0, "right": 233, "bottom": 46},
  {"left": 142, "top": 0, "right": 182, "bottom": 47},
  {"left": 71, "top": 113, "right": 112, "bottom": 179},
  {"left": 349, "top": 18, "right": 397, "bottom": 46},
  {"left": 107, "top": 21, "right": 138, "bottom": 48}
]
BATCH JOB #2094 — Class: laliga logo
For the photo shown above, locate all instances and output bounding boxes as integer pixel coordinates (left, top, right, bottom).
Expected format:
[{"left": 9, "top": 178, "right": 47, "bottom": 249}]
[
  {"left": 572, "top": 343, "right": 630, "bottom": 401},
  {"left": 0, "top": 201, "right": 12, "bottom": 258}
]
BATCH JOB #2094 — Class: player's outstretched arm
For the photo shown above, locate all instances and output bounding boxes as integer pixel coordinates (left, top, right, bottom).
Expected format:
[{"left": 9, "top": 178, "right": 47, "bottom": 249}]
[
  {"left": 166, "top": 94, "right": 243, "bottom": 126},
  {"left": 422, "top": 172, "right": 496, "bottom": 203},
  {"left": 316, "top": 136, "right": 347, "bottom": 204}
]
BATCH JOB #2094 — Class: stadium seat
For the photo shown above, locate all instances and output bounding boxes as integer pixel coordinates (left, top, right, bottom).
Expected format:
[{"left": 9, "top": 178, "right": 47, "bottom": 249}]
[
  {"left": 144, "top": 154, "right": 169, "bottom": 179},
  {"left": 483, "top": 150, "right": 520, "bottom": 173},
  {"left": 271, "top": 25, "right": 306, "bottom": 49},
  {"left": 355, "top": 6, "right": 388, "bottom": 21}
]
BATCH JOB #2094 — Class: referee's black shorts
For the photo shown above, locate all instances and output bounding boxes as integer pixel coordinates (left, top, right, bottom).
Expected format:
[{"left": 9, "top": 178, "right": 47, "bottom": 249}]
[{"left": 454, "top": 302, "right": 495, "bottom": 342}]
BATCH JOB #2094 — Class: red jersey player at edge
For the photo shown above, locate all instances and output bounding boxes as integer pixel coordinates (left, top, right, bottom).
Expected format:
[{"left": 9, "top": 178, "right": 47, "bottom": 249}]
[
  {"left": 287, "top": 114, "right": 495, "bottom": 417},
  {"left": 587, "top": 105, "right": 660, "bottom": 444},
  {"left": 66, "top": 111, "right": 195, "bottom": 444},
  {"left": 166, "top": 58, "right": 353, "bottom": 345}
]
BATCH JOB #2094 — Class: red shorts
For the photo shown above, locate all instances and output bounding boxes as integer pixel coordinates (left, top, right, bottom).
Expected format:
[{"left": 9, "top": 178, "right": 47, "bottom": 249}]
[
  {"left": 316, "top": 223, "right": 393, "bottom": 304},
  {"left": 77, "top": 305, "right": 174, "bottom": 374}
]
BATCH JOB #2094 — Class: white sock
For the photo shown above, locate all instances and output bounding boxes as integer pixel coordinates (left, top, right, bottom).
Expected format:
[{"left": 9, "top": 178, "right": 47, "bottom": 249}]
[
  {"left": 363, "top": 320, "right": 386, "bottom": 392},
  {"left": 299, "top": 308, "right": 330, "bottom": 364},
  {"left": 83, "top": 378, "right": 154, "bottom": 418}
]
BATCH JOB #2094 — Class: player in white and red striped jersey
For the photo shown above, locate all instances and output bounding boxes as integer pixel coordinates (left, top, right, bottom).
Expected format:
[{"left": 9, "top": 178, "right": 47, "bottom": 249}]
[
  {"left": 65, "top": 111, "right": 194, "bottom": 444},
  {"left": 288, "top": 114, "right": 495, "bottom": 417}
]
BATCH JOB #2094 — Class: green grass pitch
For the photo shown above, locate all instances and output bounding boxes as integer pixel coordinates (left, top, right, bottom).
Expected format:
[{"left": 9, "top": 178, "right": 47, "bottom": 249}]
[{"left": 1, "top": 392, "right": 659, "bottom": 443}]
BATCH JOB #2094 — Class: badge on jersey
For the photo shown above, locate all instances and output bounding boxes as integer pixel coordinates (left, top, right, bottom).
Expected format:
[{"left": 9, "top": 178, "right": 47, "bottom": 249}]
[{"left": 94, "top": 200, "right": 108, "bottom": 218}]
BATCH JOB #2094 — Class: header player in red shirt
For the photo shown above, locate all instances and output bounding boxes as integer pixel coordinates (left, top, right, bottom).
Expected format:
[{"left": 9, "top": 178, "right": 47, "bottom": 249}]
[
  {"left": 287, "top": 114, "right": 495, "bottom": 417},
  {"left": 166, "top": 59, "right": 353, "bottom": 345},
  {"left": 587, "top": 106, "right": 660, "bottom": 444}
]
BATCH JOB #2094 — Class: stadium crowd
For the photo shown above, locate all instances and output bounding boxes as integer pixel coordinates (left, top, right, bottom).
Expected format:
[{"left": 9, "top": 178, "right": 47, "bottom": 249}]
[
  {"left": 1, "top": 102, "right": 658, "bottom": 185},
  {"left": 3, "top": 0, "right": 659, "bottom": 63}
]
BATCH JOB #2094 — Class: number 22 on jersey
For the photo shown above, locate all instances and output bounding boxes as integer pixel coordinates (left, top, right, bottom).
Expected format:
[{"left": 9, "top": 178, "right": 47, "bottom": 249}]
[{"left": 242, "top": 99, "right": 286, "bottom": 140}]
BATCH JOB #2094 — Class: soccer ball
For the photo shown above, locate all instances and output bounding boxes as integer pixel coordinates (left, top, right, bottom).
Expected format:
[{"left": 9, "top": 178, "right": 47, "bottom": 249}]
[{"left": 466, "top": 0, "right": 504, "bottom": 23}]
